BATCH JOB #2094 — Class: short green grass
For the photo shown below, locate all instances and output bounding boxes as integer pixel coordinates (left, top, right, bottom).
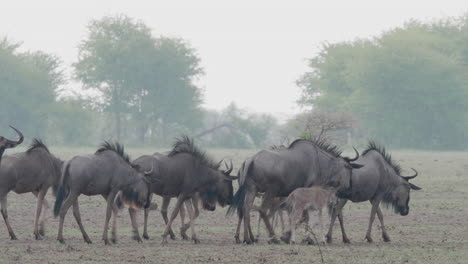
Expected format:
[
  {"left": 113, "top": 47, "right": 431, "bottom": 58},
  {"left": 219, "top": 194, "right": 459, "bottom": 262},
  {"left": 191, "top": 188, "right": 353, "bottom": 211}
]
[{"left": 0, "top": 147, "right": 467, "bottom": 263}]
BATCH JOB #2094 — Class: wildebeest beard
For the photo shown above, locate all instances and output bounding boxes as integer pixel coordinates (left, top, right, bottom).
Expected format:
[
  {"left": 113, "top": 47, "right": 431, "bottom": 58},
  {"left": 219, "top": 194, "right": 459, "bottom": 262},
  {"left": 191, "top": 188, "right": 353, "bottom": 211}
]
[
  {"left": 121, "top": 188, "right": 149, "bottom": 209},
  {"left": 199, "top": 190, "right": 217, "bottom": 211}
]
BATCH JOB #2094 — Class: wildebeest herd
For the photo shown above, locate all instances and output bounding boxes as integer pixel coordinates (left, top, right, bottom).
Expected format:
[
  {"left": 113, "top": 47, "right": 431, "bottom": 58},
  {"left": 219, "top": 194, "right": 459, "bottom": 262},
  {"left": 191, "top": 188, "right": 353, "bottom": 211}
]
[{"left": 0, "top": 126, "right": 421, "bottom": 247}]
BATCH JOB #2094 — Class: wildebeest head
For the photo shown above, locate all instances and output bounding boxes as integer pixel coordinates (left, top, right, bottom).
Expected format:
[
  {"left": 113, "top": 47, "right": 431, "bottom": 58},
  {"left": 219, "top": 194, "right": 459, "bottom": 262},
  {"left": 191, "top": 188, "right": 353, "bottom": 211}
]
[
  {"left": 119, "top": 165, "right": 153, "bottom": 210},
  {"left": 200, "top": 160, "right": 237, "bottom": 210},
  {"left": 333, "top": 147, "right": 364, "bottom": 198},
  {"left": 0, "top": 126, "right": 24, "bottom": 149},
  {"left": 388, "top": 168, "right": 421, "bottom": 216}
]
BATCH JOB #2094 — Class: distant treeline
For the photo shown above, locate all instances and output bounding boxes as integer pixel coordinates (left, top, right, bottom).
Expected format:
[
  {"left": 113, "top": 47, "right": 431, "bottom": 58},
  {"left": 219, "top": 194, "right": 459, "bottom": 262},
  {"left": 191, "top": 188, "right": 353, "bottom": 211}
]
[
  {"left": 298, "top": 17, "right": 468, "bottom": 150},
  {"left": 1, "top": 15, "right": 468, "bottom": 149}
]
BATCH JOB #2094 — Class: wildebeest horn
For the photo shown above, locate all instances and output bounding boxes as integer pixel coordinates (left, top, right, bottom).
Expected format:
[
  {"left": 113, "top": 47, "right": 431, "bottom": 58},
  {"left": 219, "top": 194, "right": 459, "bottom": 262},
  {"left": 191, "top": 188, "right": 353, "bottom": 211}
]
[
  {"left": 6, "top": 126, "right": 24, "bottom": 146},
  {"left": 402, "top": 168, "right": 418, "bottom": 181},
  {"left": 344, "top": 147, "right": 359, "bottom": 162},
  {"left": 224, "top": 160, "right": 233, "bottom": 175},
  {"left": 217, "top": 159, "right": 224, "bottom": 169},
  {"left": 144, "top": 162, "right": 154, "bottom": 176},
  {"left": 223, "top": 174, "right": 238, "bottom": 181}
]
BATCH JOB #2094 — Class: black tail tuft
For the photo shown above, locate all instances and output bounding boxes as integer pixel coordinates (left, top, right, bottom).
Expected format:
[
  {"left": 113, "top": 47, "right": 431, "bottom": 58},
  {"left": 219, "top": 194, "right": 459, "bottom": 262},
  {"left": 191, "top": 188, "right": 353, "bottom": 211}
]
[
  {"left": 53, "top": 186, "right": 65, "bottom": 217},
  {"left": 226, "top": 184, "right": 246, "bottom": 216}
]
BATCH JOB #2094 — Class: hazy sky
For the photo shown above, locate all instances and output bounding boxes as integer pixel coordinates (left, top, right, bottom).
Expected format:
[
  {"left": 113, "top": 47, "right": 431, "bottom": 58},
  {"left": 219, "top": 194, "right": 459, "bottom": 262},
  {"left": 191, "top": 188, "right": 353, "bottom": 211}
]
[{"left": 1, "top": 0, "right": 467, "bottom": 118}]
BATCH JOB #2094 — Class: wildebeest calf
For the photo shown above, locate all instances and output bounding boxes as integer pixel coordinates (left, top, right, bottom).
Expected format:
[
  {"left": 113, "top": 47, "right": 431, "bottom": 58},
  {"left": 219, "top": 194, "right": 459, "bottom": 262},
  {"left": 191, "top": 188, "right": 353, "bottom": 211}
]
[{"left": 283, "top": 186, "right": 336, "bottom": 244}]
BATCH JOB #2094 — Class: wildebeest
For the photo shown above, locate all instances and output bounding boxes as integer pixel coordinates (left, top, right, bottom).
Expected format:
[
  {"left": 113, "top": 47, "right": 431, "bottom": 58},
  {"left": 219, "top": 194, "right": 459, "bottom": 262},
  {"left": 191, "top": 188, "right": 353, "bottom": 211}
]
[
  {"left": 283, "top": 186, "right": 337, "bottom": 244},
  {"left": 53, "top": 141, "right": 152, "bottom": 245},
  {"left": 0, "top": 139, "right": 62, "bottom": 240},
  {"left": 0, "top": 126, "right": 23, "bottom": 164},
  {"left": 131, "top": 136, "right": 237, "bottom": 244},
  {"left": 229, "top": 138, "right": 363, "bottom": 244},
  {"left": 326, "top": 141, "right": 422, "bottom": 244}
]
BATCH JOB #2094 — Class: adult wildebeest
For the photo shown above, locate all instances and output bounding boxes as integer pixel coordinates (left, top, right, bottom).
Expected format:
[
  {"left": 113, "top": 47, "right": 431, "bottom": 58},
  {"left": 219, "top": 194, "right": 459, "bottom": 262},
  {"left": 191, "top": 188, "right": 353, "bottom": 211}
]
[
  {"left": 326, "top": 141, "right": 422, "bottom": 244},
  {"left": 0, "top": 126, "right": 23, "bottom": 164},
  {"left": 53, "top": 141, "right": 152, "bottom": 245},
  {"left": 0, "top": 139, "right": 62, "bottom": 240},
  {"left": 283, "top": 186, "right": 337, "bottom": 244},
  {"left": 229, "top": 138, "right": 363, "bottom": 244},
  {"left": 131, "top": 136, "right": 237, "bottom": 244}
]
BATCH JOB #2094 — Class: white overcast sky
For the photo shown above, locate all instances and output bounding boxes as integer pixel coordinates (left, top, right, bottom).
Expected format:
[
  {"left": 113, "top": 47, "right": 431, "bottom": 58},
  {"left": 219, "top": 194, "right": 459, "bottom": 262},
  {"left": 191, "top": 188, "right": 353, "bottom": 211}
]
[{"left": 1, "top": 0, "right": 467, "bottom": 118}]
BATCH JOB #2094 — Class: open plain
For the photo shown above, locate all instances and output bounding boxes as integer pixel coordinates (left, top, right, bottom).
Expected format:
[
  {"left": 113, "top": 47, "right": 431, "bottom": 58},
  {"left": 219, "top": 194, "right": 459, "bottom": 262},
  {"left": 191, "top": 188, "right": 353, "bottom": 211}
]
[{"left": 0, "top": 147, "right": 467, "bottom": 263}]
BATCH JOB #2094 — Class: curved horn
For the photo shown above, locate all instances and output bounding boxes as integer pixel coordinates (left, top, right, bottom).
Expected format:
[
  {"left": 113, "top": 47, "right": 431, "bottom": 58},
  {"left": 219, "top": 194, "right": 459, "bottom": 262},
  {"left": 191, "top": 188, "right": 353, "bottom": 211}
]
[
  {"left": 216, "top": 159, "right": 224, "bottom": 169},
  {"left": 6, "top": 126, "right": 24, "bottom": 147},
  {"left": 402, "top": 168, "right": 418, "bottom": 181},
  {"left": 223, "top": 160, "right": 234, "bottom": 175},
  {"left": 223, "top": 174, "right": 239, "bottom": 181},
  {"left": 144, "top": 162, "right": 154, "bottom": 176},
  {"left": 344, "top": 147, "right": 359, "bottom": 162}
]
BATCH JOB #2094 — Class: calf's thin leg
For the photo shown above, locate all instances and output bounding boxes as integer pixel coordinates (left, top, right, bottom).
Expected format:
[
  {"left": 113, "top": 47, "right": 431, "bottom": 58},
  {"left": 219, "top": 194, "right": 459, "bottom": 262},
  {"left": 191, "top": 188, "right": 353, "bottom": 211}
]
[
  {"left": 326, "top": 198, "right": 349, "bottom": 243},
  {"left": 184, "top": 199, "right": 199, "bottom": 243},
  {"left": 129, "top": 208, "right": 142, "bottom": 242},
  {"left": 0, "top": 194, "right": 16, "bottom": 240}
]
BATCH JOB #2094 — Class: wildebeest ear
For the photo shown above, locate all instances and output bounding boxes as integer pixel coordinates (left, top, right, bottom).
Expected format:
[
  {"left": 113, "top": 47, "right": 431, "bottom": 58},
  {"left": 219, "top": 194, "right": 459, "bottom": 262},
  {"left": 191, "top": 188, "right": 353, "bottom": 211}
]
[
  {"left": 351, "top": 163, "right": 364, "bottom": 169},
  {"left": 409, "top": 183, "right": 422, "bottom": 190}
]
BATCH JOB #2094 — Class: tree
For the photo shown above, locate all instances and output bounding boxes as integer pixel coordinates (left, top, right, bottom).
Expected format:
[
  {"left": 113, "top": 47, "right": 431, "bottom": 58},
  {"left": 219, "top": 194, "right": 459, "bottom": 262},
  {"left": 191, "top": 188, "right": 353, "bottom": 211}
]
[
  {"left": 74, "top": 15, "right": 204, "bottom": 143},
  {"left": 0, "top": 38, "right": 64, "bottom": 139},
  {"left": 298, "top": 20, "right": 468, "bottom": 149}
]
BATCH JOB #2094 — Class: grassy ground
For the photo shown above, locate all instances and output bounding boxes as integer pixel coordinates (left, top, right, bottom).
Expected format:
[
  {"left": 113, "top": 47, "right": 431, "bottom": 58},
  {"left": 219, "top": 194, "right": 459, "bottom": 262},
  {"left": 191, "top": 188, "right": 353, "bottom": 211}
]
[{"left": 0, "top": 147, "right": 467, "bottom": 263}]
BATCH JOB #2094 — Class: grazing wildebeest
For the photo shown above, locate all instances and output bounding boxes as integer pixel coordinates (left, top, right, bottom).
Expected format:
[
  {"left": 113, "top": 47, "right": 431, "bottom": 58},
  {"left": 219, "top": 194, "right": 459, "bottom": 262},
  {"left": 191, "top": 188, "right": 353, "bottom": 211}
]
[
  {"left": 0, "top": 126, "right": 23, "bottom": 164},
  {"left": 283, "top": 186, "right": 337, "bottom": 244},
  {"left": 326, "top": 141, "right": 422, "bottom": 244},
  {"left": 0, "top": 139, "right": 62, "bottom": 240},
  {"left": 53, "top": 141, "right": 152, "bottom": 245},
  {"left": 131, "top": 136, "right": 237, "bottom": 244},
  {"left": 229, "top": 139, "right": 363, "bottom": 244}
]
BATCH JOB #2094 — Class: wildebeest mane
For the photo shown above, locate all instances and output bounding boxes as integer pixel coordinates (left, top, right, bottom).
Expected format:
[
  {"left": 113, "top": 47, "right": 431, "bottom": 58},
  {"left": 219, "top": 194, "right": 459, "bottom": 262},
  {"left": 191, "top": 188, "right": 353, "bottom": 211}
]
[
  {"left": 362, "top": 141, "right": 401, "bottom": 175},
  {"left": 27, "top": 138, "right": 50, "bottom": 154},
  {"left": 169, "top": 135, "right": 220, "bottom": 170},
  {"left": 270, "top": 144, "right": 287, "bottom": 150},
  {"left": 96, "top": 141, "right": 131, "bottom": 164},
  {"left": 288, "top": 138, "right": 342, "bottom": 158}
]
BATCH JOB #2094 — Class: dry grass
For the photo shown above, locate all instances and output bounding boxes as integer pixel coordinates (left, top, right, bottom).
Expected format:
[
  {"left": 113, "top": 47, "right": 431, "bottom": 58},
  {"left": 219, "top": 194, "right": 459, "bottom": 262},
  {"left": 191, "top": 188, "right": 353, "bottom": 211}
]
[{"left": 0, "top": 147, "right": 467, "bottom": 263}]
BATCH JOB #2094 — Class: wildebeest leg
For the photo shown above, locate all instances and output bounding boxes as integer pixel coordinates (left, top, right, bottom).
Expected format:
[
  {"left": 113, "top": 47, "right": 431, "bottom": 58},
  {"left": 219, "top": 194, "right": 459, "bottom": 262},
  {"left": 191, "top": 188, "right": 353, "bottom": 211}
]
[
  {"left": 142, "top": 193, "right": 152, "bottom": 240},
  {"left": 102, "top": 192, "right": 118, "bottom": 245},
  {"left": 259, "top": 196, "right": 279, "bottom": 244},
  {"left": 365, "top": 200, "right": 379, "bottom": 243},
  {"left": 57, "top": 191, "right": 79, "bottom": 244},
  {"left": 33, "top": 188, "right": 48, "bottom": 240},
  {"left": 326, "top": 198, "right": 349, "bottom": 244},
  {"left": 162, "top": 195, "right": 185, "bottom": 244},
  {"left": 142, "top": 208, "right": 150, "bottom": 240},
  {"left": 0, "top": 194, "right": 17, "bottom": 240},
  {"left": 129, "top": 208, "right": 142, "bottom": 243},
  {"left": 184, "top": 199, "right": 200, "bottom": 244},
  {"left": 160, "top": 196, "right": 176, "bottom": 240},
  {"left": 234, "top": 210, "right": 243, "bottom": 244},
  {"left": 72, "top": 200, "right": 92, "bottom": 244},
  {"left": 33, "top": 191, "right": 49, "bottom": 237},
  {"left": 242, "top": 190, "right": 256, "bottom": 244},
  {"left": 289, "top": 206, "right": 303, "bottom": 244},
  {"left": 376, "top": 206, "right": 390, "bottom": 242},
  {"left": 255, "top": 210, "right": 262, "bottom": 240},
  {"left": 179, "top": 202, "right": 189, "bottom": 240}
]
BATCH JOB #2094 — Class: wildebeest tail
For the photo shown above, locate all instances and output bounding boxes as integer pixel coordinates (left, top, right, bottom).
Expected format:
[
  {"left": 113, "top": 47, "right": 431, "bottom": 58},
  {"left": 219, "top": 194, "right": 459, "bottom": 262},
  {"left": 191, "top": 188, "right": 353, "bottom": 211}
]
[
  {"left": 53, "top": 161, "right": 71, "bottom": 217},
  {"left": 226, "top": 160, "right": 253, "bottom": 216}
]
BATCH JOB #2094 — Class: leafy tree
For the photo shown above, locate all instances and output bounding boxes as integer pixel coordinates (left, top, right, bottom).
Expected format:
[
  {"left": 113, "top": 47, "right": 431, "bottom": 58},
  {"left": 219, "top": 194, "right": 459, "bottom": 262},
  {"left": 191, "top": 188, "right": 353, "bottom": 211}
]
[{"left": 74, "top": 15, "right": 203, "bottom": 142}]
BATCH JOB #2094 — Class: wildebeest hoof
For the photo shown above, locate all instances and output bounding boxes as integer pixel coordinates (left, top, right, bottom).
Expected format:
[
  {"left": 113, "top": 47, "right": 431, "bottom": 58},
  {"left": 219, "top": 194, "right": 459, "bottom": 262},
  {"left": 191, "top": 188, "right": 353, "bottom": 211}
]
[
  {"left": 39, "top": 229, "right": 45, "bottom": 237},
  {"left": 111, "top": 237, "right": 118, "bottom": 244},
  {"left": 343, "top": 237, "right": 351, "bottom": 244},
  {"left": 302, "top": 237, "right": 315, "bottom": 245},
  {"left": 103, "top": 239, "right": 111, "bottom": 246},
  {"left": 243, "top": 239, "right": 253, "bottom": 244},
  {"left": 161, "top": 235, "right": 169, "bottom": 244},
  {"left": 143, "top": 233, "right": 150, "bottom": 240},
  {"left": 57, "top": 238, "right": 65, "bottom": 244},
  {"left": 35, "top": 234, "right": 44, "bottom": 240},
  {"left": 365, "top": 236, "right": 373, "bottom": 243},
  {"left": 235, "top": 235, "right": 241, "bottom": 244},
  {"left": 84, "top": 238, "right": 92, "bottom": 244},
  {"left": 383, "top": 234, "right": 391, "bottom": 242},
  {"left": 169, "top": 231, "right": 176, "bottom": 240},
  {"left": 326, "top": 235, "right": 333, "bottom": 244},
  {"left": 280, "top": 235, "right": 291, "bottom": 244},
  {"left": 268, "top": 237, "right": 280, "bottom": 244},
  {"left": 192, "top": 236, "right": 200, "bottom": 244},
  {"left": 289, "top": 240, "right": 296, "bottom": 245}
]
